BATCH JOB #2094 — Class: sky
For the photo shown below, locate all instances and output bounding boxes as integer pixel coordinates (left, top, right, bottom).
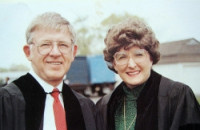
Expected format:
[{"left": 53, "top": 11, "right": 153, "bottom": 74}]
[{"left": 0, "top": 0, "right": 200, "bottom": 69}]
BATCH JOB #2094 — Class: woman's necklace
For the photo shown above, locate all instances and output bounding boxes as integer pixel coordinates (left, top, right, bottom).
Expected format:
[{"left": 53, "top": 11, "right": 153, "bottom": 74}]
[{"left": 123, "top": 97, "right": 137, "bottom": 130}]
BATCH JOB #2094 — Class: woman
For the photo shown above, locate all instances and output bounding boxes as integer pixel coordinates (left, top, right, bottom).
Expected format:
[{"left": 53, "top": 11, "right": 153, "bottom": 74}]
[{"left": 96, "top": 17, "right": 200, "bottom": 130}]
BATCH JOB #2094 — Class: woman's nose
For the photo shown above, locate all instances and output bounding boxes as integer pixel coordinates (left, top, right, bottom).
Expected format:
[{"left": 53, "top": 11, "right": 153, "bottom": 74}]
[{"left": 127, "top": 58, "right": 137, "bottom": 68}]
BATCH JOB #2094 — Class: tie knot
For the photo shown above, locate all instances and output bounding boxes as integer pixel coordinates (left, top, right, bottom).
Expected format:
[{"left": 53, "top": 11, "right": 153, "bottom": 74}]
[{"left": 51, "top": 88, "right": 60, "bottom": 99}]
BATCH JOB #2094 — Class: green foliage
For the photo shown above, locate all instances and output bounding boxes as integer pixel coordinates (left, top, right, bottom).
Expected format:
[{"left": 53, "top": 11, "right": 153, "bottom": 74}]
[
  {"left": 0, "top": 68, "right": 8, "bottom": 72},
  {"left": 9, "top": 64, "right": 29, "bottom": 71},
  {"left": 196, "top": 95, "right": 200, "bottom": 104},
  {"left": 101, "top": 13, "right": 141, "bottom": 26},
  {"left": 0, "top": 78, "right": 3, "bottom": 84},
  {"left": 77, "top": 28, "right": 88, "bottom": 34},
  {"left": 76, "top": 34, "right": 93, "bottom": 55},
  {"left": 0, "top": 64, "right": 29, "bottom": 72}
]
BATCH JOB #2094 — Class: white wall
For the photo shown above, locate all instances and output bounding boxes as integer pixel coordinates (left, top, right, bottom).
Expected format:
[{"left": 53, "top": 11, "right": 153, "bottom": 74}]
[{"left": 153, "top": 62, "right": 200, "bottom": 95}]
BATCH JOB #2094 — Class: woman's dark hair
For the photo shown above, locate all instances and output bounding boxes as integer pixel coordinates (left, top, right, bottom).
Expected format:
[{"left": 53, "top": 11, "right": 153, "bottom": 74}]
[{"left": 103, "top": 17, "right": 160, "bottom": 72}]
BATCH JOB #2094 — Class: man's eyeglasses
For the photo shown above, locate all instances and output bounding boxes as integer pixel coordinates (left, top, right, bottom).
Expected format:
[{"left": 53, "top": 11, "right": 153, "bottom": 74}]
[
  {"left": 114, "top": 49, "right": 148, "bottom": 65},
  {"left": 30, "top": 40, "right": 73, "bottom": 55}
]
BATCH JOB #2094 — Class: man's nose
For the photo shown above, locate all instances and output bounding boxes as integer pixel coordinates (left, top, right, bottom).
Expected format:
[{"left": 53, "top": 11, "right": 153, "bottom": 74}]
[{"left": 49, "top": 44, "right": 61, "bottom": 55}]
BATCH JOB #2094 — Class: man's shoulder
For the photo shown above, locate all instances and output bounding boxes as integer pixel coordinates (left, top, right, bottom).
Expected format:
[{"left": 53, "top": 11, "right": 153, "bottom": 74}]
[
  {"left": 0, "top": 82, "right": 24, "bottom": 102},
  {"left": 0, "top": 83, "right": 18, "bottom": 94}
]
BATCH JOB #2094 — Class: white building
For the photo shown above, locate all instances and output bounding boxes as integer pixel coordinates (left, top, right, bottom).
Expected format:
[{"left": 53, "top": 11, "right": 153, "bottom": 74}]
[{"left": 153, "top": 38, "right": 200, "bottom": 95}]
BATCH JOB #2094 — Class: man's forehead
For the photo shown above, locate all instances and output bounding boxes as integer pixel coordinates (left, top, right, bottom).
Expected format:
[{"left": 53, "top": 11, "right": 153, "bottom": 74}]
[{"left": 31, "top": 29, "right": 72, "bottom": 43}]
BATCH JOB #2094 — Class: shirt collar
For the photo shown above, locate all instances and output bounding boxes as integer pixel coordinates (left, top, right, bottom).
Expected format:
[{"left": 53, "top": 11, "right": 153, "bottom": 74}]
[
  {"left": 29, "top": 69, "right": 63, "bottom": 93},
  {"left": 122, "top": 82, "right": 145, "bottom": 100}
]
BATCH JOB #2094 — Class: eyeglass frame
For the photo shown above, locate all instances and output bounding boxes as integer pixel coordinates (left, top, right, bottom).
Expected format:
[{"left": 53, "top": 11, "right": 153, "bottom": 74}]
[
  {"left": 113, "top": 49, "right": 148, "bottom": 66},
  {"left": 29, "top": 40, "right": 74, "bottom": 55}
]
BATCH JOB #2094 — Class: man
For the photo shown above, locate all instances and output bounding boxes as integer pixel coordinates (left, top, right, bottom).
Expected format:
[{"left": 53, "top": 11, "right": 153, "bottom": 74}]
[{"left": 0, "top": 12, "right": 96, "bottom": 130}]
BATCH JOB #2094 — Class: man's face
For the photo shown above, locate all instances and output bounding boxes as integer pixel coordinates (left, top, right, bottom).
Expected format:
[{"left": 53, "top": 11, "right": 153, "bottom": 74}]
[{"left": 24, "top": 28, "right": 77, "bottom": 86}]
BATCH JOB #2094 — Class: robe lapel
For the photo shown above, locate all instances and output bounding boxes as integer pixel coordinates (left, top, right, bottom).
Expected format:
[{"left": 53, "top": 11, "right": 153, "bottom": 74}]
[
  {"left": 62, "top": 83, "right": 86, "bottom": 130},
  {"left": 107, "top": 84, "right": 124, "bottom": 130},
  {"left": 135, "top": 70, "right": 161, "bottom": 130},
  {"left": 14, "top": 73, "right": 46, "bottom": 130},
  {"left": 107, "top": 70, "right": 161, "bottom": 130}
]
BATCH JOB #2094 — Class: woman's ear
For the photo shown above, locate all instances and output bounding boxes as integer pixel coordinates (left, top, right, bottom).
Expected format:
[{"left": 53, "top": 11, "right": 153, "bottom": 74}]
[
  {"left": 23, "top": 45, "right": 32, "bottom": 61},
  {"left": 112, "top": 62, "right": 118, "bottom": 73}
]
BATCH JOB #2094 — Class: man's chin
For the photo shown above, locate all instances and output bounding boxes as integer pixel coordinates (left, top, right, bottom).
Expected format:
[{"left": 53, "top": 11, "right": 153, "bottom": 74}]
[{"left": 46, "top": 73, "right": 64, "bottom": 80}]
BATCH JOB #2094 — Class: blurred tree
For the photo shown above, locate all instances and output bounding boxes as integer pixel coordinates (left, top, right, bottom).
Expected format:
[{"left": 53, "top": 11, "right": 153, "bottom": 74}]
[
  {"left": 101, "top": 13, "right": 138, "bottom": 26},
  {"left": 0, "top": 68, "right": 8, "bottom": 72},
  {"left": 73, "top": 13, "right": 137, "bottom": 55},
  {"left": 0, "top": 64, "right": 29, "bottom": 72},
  {"left": 0, "top": 78, "right": 3, "bottom": 85},
  {"left": 73, "top": 17, "right": 93, "bottom": 55},
  {"left": 76, "top": 27, "right": 93, "bottom": 55},
  {"left": 9, "top": 64, "right": 29, "bottom": 71}
]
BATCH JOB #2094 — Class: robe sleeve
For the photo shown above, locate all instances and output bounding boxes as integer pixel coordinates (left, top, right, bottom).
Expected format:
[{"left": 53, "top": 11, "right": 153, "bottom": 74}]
[
  {"left": 73, "top": 90, "right": 97, "bottom": 130},
  {"left": 0, "top": 83, "right": 26, "bottom": 130},
  {"left": 169, "top": 82, "right": 200, "bottom": 130}
]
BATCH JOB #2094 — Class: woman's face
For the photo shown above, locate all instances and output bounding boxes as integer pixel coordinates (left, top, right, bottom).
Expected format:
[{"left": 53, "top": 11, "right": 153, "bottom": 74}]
[{"left": 113, "top": 46, "right": 153, "bottom": 89}]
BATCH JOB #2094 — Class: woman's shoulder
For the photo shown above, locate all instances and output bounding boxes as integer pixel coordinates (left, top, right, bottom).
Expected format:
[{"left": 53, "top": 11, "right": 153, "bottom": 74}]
[{"left": 159, "top": 76, "right": 195, "bottom": 98}]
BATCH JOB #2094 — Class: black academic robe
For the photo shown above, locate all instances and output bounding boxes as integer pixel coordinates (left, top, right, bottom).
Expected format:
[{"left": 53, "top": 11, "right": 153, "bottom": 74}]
[
  {"left": 0, "top": 73, "right": 96, "bottom": 130},
  {"left": 96, "top": 70, "right": 200, "bottom": 130}
]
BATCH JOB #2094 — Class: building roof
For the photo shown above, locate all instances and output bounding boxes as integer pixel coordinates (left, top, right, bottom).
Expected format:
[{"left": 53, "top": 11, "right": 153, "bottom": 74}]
[{"left": 158, "top": 38, "right": 200, "bottom": 64}]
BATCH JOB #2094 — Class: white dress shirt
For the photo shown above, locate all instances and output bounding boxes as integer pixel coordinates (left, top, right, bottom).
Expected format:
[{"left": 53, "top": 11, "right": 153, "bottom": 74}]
[{"left": 29, "top": 70, "right": 64, "bottom": 130}]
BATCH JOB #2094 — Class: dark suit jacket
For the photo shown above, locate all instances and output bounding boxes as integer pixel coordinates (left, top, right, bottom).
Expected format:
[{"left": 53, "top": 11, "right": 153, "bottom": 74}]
[{"left": 0, "top": 73, "right": 96, "bottom": 130}]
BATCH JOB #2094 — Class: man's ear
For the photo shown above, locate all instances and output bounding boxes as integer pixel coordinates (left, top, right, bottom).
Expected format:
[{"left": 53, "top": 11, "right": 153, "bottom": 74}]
[
  {"left": 23, "top": 45, "right": 32, "bottom": 61},
  {"left": 72, "top": 44, "right": 78, "bottom": 60}
]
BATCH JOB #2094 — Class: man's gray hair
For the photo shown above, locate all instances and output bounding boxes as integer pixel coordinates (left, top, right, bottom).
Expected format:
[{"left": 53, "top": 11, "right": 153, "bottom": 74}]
[{"left": 26, "top": 12, "right": 76, "bottom": 44}]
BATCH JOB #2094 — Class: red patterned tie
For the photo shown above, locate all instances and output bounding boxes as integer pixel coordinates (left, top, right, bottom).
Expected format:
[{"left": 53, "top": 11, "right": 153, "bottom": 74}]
[{"left": 51, "top": 88, "right": 67, "bottom": 130}]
